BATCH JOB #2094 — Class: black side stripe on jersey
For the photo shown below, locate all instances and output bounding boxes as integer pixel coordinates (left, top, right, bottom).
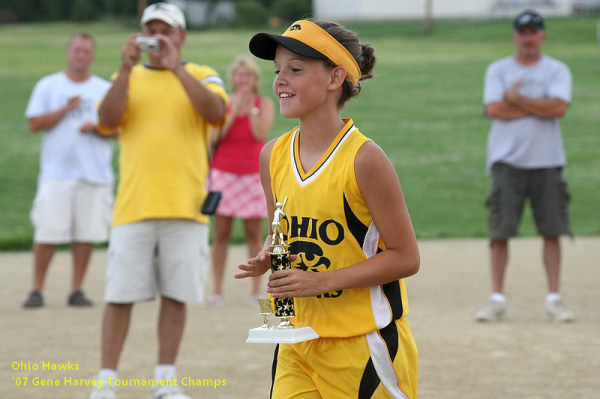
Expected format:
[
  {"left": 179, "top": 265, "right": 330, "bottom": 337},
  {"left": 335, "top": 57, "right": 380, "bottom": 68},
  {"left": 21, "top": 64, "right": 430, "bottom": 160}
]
[
  {"left": 379, "top": 321, "right": 400, "bottom": 363},
  {"left": 292, "top": 123, "right": 355, "bottom": 184},
  {"left": 270, "top": 344, "right": 279, "bottom": 399},
  {"left": 343, "top": 193, "right": 368, "bottom": 248},
  {"left": 383, "top": 280, "right": 404, "bottom": 320},
  {"left": 358, "top": 322, "right": 400, "bottom": 398}
]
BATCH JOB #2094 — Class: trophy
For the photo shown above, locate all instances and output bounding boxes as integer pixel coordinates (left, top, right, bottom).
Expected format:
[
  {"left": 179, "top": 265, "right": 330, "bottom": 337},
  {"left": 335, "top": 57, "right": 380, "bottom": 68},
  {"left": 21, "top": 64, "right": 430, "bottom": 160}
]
[{"left": 247, "top": 197, "right": 319, "bottom": 344}]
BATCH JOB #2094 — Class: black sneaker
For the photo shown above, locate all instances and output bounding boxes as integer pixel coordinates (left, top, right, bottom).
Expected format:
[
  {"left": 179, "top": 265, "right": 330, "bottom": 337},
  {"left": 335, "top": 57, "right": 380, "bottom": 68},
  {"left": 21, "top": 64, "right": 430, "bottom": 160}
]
[
  {"left": 23, "top": 291, "right": 44, "bottom": 308},
  {"left": 68, "top": 290, "right": 93, "bottom": 307}
]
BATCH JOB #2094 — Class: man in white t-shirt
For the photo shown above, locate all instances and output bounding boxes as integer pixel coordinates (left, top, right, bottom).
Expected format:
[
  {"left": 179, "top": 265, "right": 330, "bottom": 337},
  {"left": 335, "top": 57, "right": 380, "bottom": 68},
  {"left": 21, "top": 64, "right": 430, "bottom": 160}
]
[
  {"left": 476, "top": 10, "right": 575, "bottom": 323},
  {"left": 23, "top": 33, "right": 116, "bottom": 308}
]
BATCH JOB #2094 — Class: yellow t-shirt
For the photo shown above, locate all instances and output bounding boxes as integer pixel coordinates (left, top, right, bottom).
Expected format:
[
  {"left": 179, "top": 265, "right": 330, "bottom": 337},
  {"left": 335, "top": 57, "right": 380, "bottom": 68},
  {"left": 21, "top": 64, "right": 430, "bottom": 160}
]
[
  {"left": 270, "top": 119, "right": 410, "bottom": 338},
  {"left": 109, "top": 63, "right": 227, "bottom": 226}
]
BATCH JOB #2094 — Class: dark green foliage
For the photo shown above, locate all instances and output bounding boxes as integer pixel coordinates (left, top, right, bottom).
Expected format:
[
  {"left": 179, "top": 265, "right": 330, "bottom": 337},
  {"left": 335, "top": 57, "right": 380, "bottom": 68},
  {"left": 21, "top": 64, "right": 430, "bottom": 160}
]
[
  {"left": 270, "top": 0, "right": 311, "bottom": 22},
  {"left": 71, "top": 0, "right": 99, "bottom": 21},
  {"left": 0, "top": 0, "right": 138, "bottom": 22},
  {"left": 235, "top": 0, "right": 270, "bottom": 27}
]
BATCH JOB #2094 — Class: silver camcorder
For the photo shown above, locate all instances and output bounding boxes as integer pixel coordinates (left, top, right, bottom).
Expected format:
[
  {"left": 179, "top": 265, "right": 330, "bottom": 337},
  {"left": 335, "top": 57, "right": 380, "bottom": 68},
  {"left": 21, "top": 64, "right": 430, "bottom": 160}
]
[{"left": 135, "top": 36, "right": 160, "bottom": 53}]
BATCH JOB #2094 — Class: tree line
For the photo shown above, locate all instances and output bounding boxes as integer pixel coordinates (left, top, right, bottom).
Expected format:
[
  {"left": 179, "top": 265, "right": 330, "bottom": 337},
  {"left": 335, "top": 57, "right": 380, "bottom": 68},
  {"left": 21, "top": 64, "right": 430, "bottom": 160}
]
[{"left": 0, "top": 0, "right": 311, "bottom": 27}]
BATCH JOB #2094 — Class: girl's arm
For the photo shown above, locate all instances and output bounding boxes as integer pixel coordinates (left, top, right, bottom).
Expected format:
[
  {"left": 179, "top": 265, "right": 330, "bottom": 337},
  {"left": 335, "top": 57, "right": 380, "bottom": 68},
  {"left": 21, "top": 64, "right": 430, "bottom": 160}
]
[{"left": 268, "top": 141, "right": 420, "bottom": 298}]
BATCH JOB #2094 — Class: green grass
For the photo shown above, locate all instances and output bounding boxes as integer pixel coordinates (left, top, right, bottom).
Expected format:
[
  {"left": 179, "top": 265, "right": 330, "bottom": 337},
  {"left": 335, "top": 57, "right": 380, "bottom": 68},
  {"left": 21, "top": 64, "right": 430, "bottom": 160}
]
[{"left": 1, "top": 17, "right": 599, "bottom": 249}]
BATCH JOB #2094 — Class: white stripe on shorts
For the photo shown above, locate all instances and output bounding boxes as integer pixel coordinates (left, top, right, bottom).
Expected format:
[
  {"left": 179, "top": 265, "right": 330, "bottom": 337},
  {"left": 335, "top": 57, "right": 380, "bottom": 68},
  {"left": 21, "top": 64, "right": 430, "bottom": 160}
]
[{"left": 366, "top": 330, "right": 408, "bottom": 399}]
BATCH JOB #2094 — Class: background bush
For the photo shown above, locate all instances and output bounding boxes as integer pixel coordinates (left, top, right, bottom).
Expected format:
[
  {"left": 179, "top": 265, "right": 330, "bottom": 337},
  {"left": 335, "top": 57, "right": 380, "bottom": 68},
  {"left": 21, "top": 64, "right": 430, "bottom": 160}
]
[
  {"left": 269, "top": 0, "right": 311, "bottom": 22},
  {"left": 0, "top": 0, "right": 313, "bottom": 25},
  {"left": 235, "top": 0, "right": 270, "bottom": 27}
]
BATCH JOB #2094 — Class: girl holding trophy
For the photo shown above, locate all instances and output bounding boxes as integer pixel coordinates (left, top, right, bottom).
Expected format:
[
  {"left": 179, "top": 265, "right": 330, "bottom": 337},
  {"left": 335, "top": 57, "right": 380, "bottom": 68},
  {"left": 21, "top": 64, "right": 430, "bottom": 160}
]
[{"left": 235, "top": 18, "right": 420, "bottom": 398}]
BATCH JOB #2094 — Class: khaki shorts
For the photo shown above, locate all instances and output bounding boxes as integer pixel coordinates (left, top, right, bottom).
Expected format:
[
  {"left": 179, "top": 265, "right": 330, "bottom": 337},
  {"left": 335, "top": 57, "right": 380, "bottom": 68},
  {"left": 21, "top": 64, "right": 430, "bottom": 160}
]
[
  {"left": 104, "top": 220, "right": 209, "bottom": 304},
  {"left": 486, "top": 162, "right": 572, "bottom": 240},
  {"left": 271, "top": 318, "right": 418, "bottom": 399},
  {"left": 30, "top": 180, "right": 113, "bottom": 244}
]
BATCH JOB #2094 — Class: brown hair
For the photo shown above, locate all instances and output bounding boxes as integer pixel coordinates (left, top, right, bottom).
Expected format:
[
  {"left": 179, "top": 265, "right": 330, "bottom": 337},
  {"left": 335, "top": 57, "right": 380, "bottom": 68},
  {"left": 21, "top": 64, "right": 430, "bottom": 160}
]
[{"left": 311, "top": 19, "right": 376, "bottom": 107}]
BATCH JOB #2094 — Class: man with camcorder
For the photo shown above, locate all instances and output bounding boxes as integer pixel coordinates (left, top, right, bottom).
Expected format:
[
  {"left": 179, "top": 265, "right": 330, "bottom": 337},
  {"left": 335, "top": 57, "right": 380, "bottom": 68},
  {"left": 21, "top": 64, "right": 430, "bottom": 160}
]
[{"left": 90, "top": 3, "right": 228, "bottom": 399}]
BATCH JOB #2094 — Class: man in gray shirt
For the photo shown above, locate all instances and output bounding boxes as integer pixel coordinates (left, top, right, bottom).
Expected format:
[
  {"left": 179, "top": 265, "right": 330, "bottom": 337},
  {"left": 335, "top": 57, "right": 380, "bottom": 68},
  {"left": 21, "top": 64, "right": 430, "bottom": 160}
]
[{"left": 476, "top": 10, "right": 575, "bottom": 323}]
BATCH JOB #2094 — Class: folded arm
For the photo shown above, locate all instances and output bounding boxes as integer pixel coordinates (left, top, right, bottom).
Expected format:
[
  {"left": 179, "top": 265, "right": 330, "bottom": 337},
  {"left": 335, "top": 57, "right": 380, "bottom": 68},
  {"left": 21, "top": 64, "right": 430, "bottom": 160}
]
[{"left": 487, "top": 81, "right": 569, "bottom": 121}]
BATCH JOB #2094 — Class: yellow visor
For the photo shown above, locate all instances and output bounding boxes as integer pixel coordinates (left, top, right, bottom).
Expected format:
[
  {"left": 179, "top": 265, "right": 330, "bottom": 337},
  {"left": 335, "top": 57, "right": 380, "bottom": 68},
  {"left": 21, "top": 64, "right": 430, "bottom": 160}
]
[{"left": 249, "top": 20, "right": 361, "bottom": 87}]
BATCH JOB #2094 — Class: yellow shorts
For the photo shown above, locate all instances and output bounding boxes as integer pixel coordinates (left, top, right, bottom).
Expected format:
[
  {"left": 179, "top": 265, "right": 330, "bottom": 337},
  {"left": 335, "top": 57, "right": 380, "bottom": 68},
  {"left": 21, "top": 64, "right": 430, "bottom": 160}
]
[{"left": 271, "top": 318, "right": 418, "bottom": 399}]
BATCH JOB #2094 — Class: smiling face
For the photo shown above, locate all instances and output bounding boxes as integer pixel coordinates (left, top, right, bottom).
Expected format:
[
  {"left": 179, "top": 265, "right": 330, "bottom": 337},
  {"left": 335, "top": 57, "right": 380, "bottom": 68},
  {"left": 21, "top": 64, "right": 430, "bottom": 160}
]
[
  {"left": 513, "top": 27, "right": 546, "bottom": 63},
  {"left": 273, "top": 46, "right": 339, "bottom": 120}
]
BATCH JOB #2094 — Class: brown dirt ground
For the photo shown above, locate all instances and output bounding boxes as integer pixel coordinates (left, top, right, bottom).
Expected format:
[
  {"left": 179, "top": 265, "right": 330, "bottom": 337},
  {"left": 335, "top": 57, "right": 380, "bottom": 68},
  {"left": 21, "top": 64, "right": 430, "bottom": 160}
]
[{"left": 1, "top": 237, "right": 598, "bottom": 398}]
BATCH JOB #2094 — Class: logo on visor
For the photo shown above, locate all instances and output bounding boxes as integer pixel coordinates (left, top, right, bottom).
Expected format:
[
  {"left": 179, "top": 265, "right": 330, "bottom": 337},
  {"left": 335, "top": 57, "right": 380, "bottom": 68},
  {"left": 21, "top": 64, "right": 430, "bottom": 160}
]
[{"left": 289, "top": 24, "right": 302, "bottom": 31}]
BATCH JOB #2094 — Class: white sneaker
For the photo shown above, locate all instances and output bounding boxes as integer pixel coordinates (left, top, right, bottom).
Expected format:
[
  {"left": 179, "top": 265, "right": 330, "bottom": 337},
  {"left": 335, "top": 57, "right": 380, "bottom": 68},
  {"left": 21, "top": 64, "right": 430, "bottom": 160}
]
[
  {"left": 205, "top": 294, "right": 225, "bottom": 307},
  {"left": 475, "top": 298, "right": 506, "bottom": 322},
  {"left": 546, "top": 299, "right": 575, "bottom": 322},
  {"left": 149, "top": 384, "right": 191, "bottom": 399},
  {"left": 90, "top": 384, "right": 116, "bottom": 399}
]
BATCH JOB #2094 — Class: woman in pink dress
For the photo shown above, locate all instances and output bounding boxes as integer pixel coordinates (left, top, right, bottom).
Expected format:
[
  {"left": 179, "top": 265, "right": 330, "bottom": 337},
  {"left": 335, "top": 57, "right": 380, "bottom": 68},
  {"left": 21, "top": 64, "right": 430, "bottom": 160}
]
[{"left": 207, "top": 55, "right": 275, "bottom": 306}]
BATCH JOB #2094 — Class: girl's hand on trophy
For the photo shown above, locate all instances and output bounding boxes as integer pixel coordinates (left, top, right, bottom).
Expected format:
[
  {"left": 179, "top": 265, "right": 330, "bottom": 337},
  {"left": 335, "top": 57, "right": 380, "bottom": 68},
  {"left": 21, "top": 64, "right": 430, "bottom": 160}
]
[
  {"left": 267, "top": 269, "right": 325, "bottom": 298},
  {"left": 234, "top": 250, "right": 273, "bottom": 279},
  {"left": 235, "top": 252, "right": 298, "bottom": 279}
]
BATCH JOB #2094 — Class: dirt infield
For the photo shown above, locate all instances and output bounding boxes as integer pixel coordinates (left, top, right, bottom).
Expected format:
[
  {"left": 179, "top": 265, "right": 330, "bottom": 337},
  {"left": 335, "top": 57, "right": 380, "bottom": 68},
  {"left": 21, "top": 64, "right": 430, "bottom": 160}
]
[{"left": 1, "top": 237, "right": 598, "bottom": 399}]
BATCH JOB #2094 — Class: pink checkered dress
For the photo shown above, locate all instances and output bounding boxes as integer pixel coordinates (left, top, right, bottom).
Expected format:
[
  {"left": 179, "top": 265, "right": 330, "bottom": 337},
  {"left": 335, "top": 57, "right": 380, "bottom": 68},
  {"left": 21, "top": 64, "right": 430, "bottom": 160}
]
[{"left": 208, "top": 168, "right": 267, "bottom": 219}]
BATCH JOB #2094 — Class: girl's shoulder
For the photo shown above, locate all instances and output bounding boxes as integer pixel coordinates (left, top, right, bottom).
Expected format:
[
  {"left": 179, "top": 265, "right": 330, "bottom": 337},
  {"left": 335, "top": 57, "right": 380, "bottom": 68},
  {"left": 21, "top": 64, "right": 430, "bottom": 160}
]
[
  {"left": 355, "top": 139, "right": 390, "bottom": 177},
  {"left": 261, "top": 126, "right": 298, "bottom": 163}
]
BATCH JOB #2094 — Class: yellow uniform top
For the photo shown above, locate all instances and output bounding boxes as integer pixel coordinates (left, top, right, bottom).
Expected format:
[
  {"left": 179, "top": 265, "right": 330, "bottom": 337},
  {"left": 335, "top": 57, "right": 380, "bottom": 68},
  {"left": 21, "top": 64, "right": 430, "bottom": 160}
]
[
  {"left": 270, "top": 119, "right": 410, "bottom": 338},
  {"left": 108, "top": 63, "right": 227, "bottom": 227}
]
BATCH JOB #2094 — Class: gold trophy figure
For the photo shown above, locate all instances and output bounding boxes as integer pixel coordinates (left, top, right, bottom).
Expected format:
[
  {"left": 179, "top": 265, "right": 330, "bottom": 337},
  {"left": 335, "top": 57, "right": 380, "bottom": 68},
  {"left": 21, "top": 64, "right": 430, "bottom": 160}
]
[
  {"left": 271, "top": 198, "right": 287, "bottom": 248},
  {"left": 269, "top": 198, "right": 294, "bottom": 328},
  {"left": 246, "top": 197, "right": 319, "bottom": 344}
]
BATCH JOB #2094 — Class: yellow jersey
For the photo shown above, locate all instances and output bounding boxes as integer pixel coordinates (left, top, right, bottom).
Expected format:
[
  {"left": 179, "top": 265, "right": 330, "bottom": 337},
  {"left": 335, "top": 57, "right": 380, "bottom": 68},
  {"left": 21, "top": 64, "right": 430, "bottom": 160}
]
[{"left": 270, "top": 119, "right": 410, "bottom": 337}]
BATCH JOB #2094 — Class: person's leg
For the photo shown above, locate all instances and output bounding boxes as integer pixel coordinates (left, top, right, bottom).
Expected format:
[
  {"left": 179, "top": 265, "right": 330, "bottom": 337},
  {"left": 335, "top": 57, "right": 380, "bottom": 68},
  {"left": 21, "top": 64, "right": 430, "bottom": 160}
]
[
  {"left": 91, "top": 221, "right": 158, "bottom": 399},
  {"left": 101, "top": 303, "right": 134, "bottom": 369},
  {"left": 244, "top": 218, "right": 264, "bottom": 297},
  {"left": 487, "top": 164, "right": 528, "bottom": 292},
  {"left": 72, "top": 182, "right": 112, "bottom": 297},
  {"left": 490, "top": 239, "right": 509, "bottom": 294},
  {"left": 541, "top": 235, "right": 574, "bottom": 321},
  {"left": 91, "top": 303, "right": 133, "bottom": 398},
  {"left": 476, "top": 239, "right": 510, "bottom": 321},
  {"left": 529, "top": 169, "right": 574, "bottom": 321},
  {"left": 543, "top": 236, "right": 560, "bottom": 293},
  {"left": 71, "top": 242, "right": 93, "bottom": 293},
  {"left": 101, "top": 221, "right": 158, "bottom": 368},
  {"left": 486, "top": 163, "right": 525, "bottom": 289},
  {"left": 529, "top": 168, "right": 571, "bottom": 295},
  {"left": 32, "top": 243, "right": 56, "bottom": 292},
  {"left": 157, "top": 296, "right": 186, "bottom": 365},
  {"left": 150, "top": 220, "right": 207, "bottom": 398},
  {"left": 477, "top": 163, "right": 526, "bottom": 321},
  {"left": 211, "top": 215, "right": 233, "bottom": 297},
  {"left": 28, "top": 181, "right": 72, "bottom": 298}
]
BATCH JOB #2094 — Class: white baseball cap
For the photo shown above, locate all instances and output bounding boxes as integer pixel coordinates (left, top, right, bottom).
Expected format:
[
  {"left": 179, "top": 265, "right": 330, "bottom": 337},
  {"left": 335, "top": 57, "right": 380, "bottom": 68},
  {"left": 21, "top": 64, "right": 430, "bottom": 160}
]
[{"left": 141, "top": 2, "right": 186, "bottom": 30}]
